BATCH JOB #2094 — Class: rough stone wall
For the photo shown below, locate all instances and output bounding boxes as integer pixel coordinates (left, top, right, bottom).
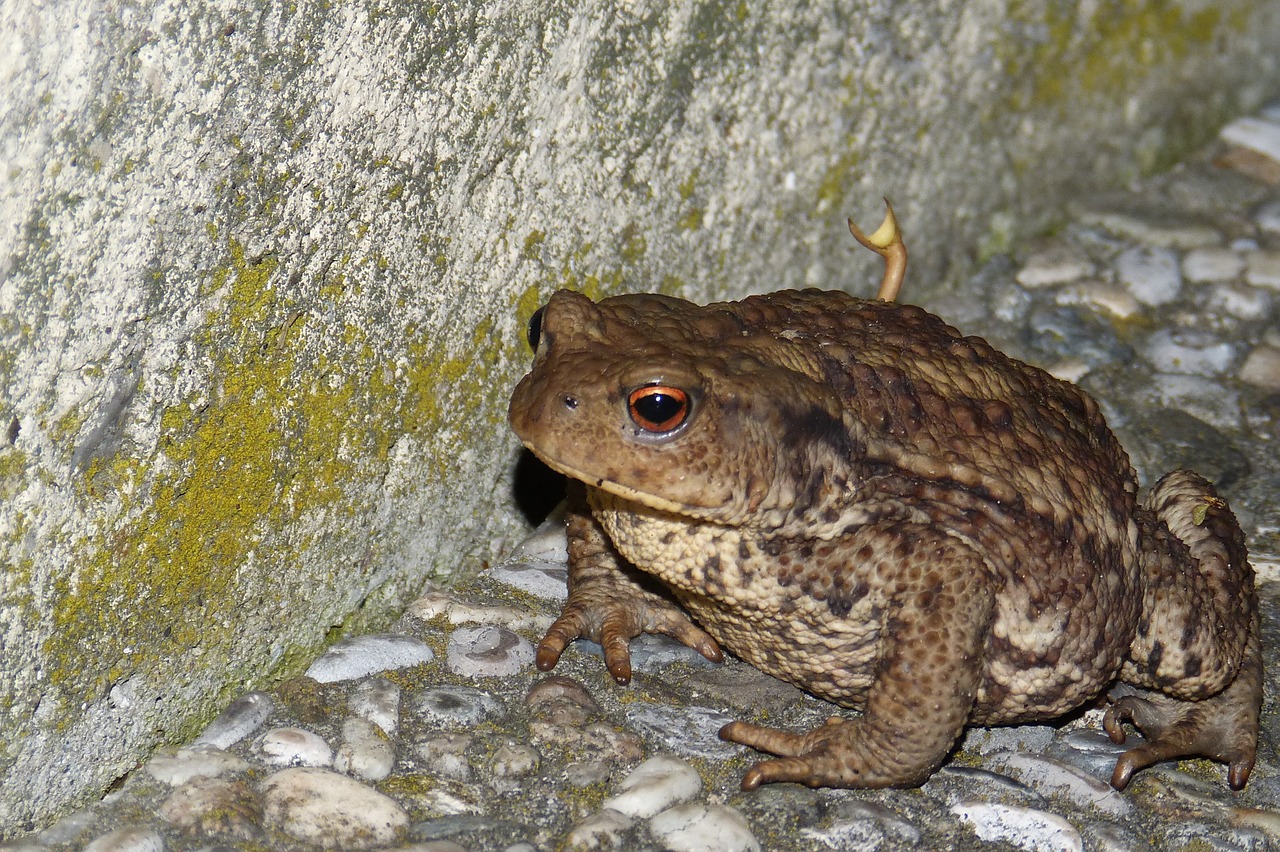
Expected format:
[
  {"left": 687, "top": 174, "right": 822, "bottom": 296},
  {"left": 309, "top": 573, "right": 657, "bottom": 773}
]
[{"left": 1, "top": 0, "right": 1277, "bottom": 835}]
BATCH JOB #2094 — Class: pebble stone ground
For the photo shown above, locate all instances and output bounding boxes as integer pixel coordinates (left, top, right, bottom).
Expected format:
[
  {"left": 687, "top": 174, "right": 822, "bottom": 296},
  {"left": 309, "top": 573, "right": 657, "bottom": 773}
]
[{"left": 7, "top": 105, "right": 1280, "bottom": 852}]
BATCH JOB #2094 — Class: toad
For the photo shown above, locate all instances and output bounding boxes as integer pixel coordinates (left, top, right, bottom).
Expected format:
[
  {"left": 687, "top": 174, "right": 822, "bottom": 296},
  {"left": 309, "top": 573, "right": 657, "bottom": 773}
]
[{"left": 507, "top": 203, "right": 1261, "bottom": 791}]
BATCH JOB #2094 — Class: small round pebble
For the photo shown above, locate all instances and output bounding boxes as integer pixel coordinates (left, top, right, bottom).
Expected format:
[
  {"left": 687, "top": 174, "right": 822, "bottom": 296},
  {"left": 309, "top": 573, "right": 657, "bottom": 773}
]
[
  {"left": 565, "top": 809, "right": 636, "bottom": 849},
  {"left": 261, "top": 767, "right": 409, "bottom": 849},
  {"left": 349, "top": 676, "right": 402, "bottom": 736},
  {"left": 1183, "top": 247, "right": 1245, "bottom": 282},
  {"left": 1016, "top": 245, "right": 1096, "bottom": 288},
  {"left": 446, "top": 625, "right": 535, "bottom": 678},
  {"left": 258, "top": 727, "right": 334, "bottom": 767},
  {"left": 414, "top": 686, "right": 502, "bottom": 727},
  {"left": 950, "top": 802, "right": 1083, "bottom": 852},
  {"left": 1240, "top": 344, "right": 1280, "bottom": 391},
  {"left": 1245, "top": 250, "right": 1280, "bottom": 290},
  {"left": 305, "top": 633, "right": 436, "bottom": 683},
  {"left": 415, "top": 732, "right": 474, "bottom": 781},
  {"left": 488, "top": 741, "right": 541, "bottom": 778},
  {"left": 335, "top": 717, "right": 396, "bottom": 781},
  {"left": 1115, "top": 246, "right": 1182, "bottom": 306},
  {"left": 604, "top": 755, "right": 703, "bottom": 819},
  {"left": 648, "top": 803, "right": 760, "bottom": 852},
  {"left": 191, "top": 691, "right": 274, "bottom": 749},
  {"left": 83, "top": 826, "right": 165, "bottom": 852}
]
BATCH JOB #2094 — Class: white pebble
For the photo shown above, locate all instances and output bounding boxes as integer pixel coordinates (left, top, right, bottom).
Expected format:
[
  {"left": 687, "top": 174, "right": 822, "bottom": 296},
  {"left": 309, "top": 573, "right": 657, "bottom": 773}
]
[
  {"left": 349, "top": 676, "right": 401, "bottom": 736},
  {"left": 83, "top": 826, "right": 165, "bottom": 852},
  {"left": 415, "top": 732, "right": 474, "bottom": 781},
  {"left": 648, "top": 803, "right": 761, "bottom": 852},
  {"left": 950, "top": 802, "right": 1083, "bottom": 852},
  {"left": 191, "top": 691, "right": 274, "bottom": 749},
  {"left": 158, "top": 777, "right": 260, "bottom": 841},
  {"left": 146, "top": 745, "right": 250, "bottom": 786},
  {"left": 1245, "top": 250, "right": 1280, "bottom": 290},
  {"left": 1220, "top": 116, "right": 1280, "bottom": 165},
  {"left": 407, "top": 590, "right": 552, "bottom": 633},
  {"left": 605, "top": 755, "right": 703, "bottom": 819},
  {"left": 258, "top": 727, "right": 334, "bottom": 767},
  {"left": 565, "top": 809, "right": 636, "bottom": 849},
  {"left": 1182, "top": 247, "right": 1244, "bottom": 282},
  {"left": 1152, "top": 373, "right": 1241, "bottom": 430},
  {"left": 1143, "top": 329, "right": 1235, "bottom": 376},
  {"left": 1115, "top": 246, "right": 1182, "bottom": 306},
  {"left": 335, "top": 717, "right": 396, "bottom": 781},
  {"left": 1016, "top": 246, "right": 1096, "bottom": 288},
  {"left": 262, "top": 767, "right": 409, "bottom": 849},
  {"left": 414, "top": 686, "right": 503, "bottom": 727},
  {"left": 305, "top": 634, "right": 435, "bottom": 683},
  {"left": 488, "top": 741, "right": 541, "bottom": 778},
  {"left": 446, "top": 626, "right": 535, "bottom": 678},
  {"left": 987, "top": 753, "right": 1131, "bottom": 816},
  {"left": 486, "top": 561, "right": 569, "bottom": 601},
  {"left": 1203, "top": 281, "right": 1272, "bottom": 320},
  {"left": 1054, "top": 281, "right": 1140, "bottom": 319},
  {"left": 1240, "top": 345, "right": 1280, "bottom": 392}
]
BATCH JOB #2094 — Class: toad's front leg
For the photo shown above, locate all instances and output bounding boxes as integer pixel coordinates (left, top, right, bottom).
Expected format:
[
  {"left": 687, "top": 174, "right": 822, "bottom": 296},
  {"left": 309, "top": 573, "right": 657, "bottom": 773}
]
[
  {"left": 721, "top": 525, "right": 996, "bottom": 788},
  {"left": 536, "top": 482, "right": 723, "bottom": 684}
]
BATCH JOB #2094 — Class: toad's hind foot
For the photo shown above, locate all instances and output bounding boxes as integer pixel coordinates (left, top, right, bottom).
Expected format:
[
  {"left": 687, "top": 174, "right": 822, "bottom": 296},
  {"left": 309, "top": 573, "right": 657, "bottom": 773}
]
[
  {"left": 719, "top": 716, "right": 945, "bottom": 790},
  {"left": 1105, "top": 610, "right": 1262, "bottom": 791}
]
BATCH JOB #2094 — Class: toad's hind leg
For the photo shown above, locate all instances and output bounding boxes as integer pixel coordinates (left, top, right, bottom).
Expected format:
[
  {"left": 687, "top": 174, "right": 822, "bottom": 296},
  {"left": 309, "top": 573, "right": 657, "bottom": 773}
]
[
  {"left": 720, "top": 525, "right": 996, "bottom": 788},
  {"left": 1108, "top": 470, "right": 1261, "bottom": 790}
]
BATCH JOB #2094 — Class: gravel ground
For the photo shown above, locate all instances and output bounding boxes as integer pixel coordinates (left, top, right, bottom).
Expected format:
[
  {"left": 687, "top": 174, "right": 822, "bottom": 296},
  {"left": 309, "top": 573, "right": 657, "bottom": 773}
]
[{"left": 5, "top": 105, "right": 1280, "bottom": 852}]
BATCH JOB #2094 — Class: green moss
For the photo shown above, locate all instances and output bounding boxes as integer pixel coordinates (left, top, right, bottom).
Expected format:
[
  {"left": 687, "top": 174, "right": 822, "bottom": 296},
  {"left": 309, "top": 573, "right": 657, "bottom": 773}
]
[
  {"left": 1002, "top": 0, "right": 1237, "bottom": 114},
  {"left": 521, "top": 229, "right": 546, "bottom": 260},
  {"left": 813, "top": 147, "right": 860, "bottom": 217}
]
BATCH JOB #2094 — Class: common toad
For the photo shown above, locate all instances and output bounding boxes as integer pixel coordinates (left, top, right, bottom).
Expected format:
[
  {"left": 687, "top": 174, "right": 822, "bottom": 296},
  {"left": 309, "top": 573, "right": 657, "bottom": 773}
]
[{"left": 507, "top": 204, "right": 1261, "bottom": 791}]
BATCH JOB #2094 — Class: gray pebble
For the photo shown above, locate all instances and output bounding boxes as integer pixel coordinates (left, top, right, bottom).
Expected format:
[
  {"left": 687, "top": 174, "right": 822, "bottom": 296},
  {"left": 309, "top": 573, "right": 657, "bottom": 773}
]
[
  {"left": 985, "top": 753, "right": 1131, "bottom": 816},
  {"left": 624, "top": 703, "right": 739, "bottom": 759},
  {"left": 486, "top": 560, "right": 568, "bottom": 601},
  {"left": 414, "top": 686, "right": 502, "bottom": 728},
  {"left": 1142, "top": 328, "right": 1237, "bottom": 376},
  {"left": 487, "top": 741, "right": 541, "bottom": 779},
  {"left": 191, "top": 691, "right": 274, "bottom": 749},
  {"left": 305, "top": 633, "right": 435, "bottom": 683},
  {"left": 446, "top": 626, "right": 534, "bottom": 678},
  {"left": 1116, "top": 245, "right": 1182, "bottom": 305},
  {"left": 349, "top": 676, "right": 401, "bottom": 736},
  {"left": 962, "top": 724, "right": 1056, "bottom": 756}
]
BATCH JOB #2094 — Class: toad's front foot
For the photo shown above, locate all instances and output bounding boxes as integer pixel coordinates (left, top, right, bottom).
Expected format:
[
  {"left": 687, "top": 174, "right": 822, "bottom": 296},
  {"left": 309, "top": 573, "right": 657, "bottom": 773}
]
[
  {"left": 536, "top": 591, "right": 722, "bottom": 685},
  {"left": 720, "top": 716, "right": 937, "bottom": 790}
]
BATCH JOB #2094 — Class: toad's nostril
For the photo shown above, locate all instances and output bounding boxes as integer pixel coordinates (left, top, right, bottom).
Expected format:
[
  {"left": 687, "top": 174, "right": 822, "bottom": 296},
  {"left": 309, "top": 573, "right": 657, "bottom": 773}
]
[{"left": 562, "top": 395, "right": 579, "bottom": 410}]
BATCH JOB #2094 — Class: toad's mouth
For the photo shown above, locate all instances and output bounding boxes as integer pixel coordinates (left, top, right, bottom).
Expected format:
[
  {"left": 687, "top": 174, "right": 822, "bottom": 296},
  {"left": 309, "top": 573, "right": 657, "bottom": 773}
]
[{"left": 517, "top": 439, "right": 720, "bottom": 518}]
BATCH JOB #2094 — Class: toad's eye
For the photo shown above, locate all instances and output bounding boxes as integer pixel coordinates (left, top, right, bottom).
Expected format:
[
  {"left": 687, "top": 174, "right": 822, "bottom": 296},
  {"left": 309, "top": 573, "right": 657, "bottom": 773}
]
[
  {"left": 627, "top": 385, "right": 691, "bottom": 433},
  {"left": 526, "top": 306, "right": 546, "bottom": 352}
]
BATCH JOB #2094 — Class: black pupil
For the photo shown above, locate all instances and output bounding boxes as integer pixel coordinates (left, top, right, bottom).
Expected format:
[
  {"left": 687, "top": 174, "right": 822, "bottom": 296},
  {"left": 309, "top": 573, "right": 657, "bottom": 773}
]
[
  {"left": 526, "top": 306, "right": 545, "bottom": 351},
  {"left": 634, "top": 391, "right": 683, "bottom": 428}
]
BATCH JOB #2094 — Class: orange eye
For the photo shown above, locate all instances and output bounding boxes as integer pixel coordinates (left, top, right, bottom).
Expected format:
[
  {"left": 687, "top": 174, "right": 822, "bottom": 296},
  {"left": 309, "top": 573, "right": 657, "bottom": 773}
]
[{"left": 627, "top": 385, "right": 690, "bottom": 433}]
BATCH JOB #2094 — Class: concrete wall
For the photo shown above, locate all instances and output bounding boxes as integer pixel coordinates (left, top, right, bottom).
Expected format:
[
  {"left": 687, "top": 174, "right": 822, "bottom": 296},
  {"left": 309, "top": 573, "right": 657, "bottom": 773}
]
[{"left": 2, "top": 0, "right": 1277, "bottom": 834}]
